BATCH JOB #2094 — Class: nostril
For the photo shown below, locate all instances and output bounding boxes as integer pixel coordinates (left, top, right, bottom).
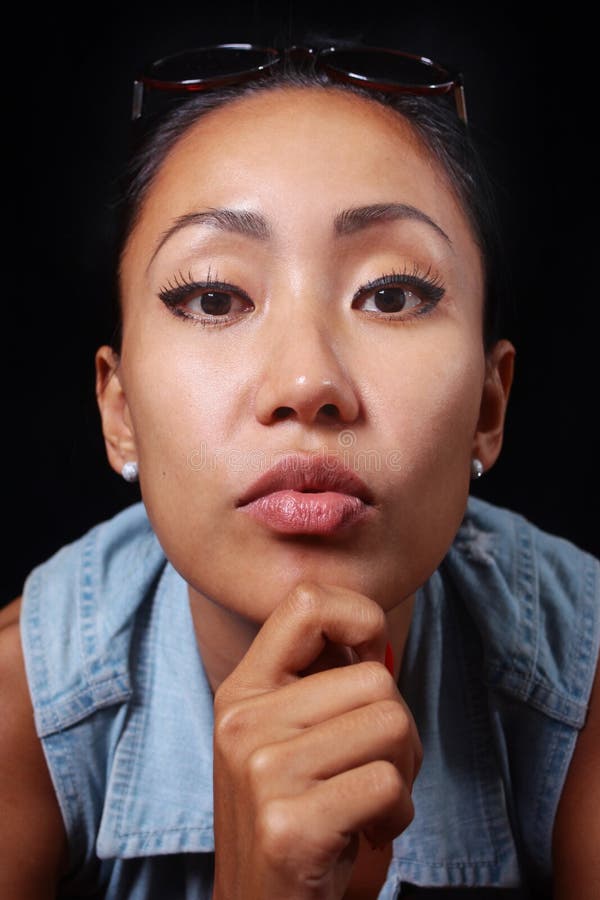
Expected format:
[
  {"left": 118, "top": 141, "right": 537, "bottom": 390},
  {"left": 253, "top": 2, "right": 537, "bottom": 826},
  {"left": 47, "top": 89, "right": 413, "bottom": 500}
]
[
  {"left": 273, "top": 406, "right": 294, "bottom": 420},
  {"left": 269, "top": 403, "right": 342, "bottom": 423},
  {"left": 321, "top": 404, "right": 338, "bottom": 418}
]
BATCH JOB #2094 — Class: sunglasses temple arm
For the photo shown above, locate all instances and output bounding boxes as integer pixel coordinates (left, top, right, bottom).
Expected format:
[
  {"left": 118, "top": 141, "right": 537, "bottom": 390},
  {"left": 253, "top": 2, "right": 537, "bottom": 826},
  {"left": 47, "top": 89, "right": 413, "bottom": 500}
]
[
  {"left": 132, "top": 81, "right": 144, "bottom": 120},
  {"left": 454, "top": 81, "right": 468, "bottom": 125}
]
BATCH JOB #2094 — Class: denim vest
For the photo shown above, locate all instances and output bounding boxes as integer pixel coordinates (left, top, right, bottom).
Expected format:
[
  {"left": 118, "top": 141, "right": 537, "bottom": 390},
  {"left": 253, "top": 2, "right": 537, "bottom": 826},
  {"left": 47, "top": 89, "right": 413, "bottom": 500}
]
[{"left": 20, "top": 497, "right": 600, "bottom": 899}]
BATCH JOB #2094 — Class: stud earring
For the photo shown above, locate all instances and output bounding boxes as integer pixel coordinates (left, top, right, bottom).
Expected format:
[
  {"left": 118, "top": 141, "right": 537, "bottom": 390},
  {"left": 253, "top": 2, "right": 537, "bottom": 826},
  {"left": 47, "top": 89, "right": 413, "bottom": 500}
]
[
  {"left": 471, "top": 458, "right": 484, "bottom": 480},
  {"left": 121, "top": 461, "right": 139, "bottom": 483}
]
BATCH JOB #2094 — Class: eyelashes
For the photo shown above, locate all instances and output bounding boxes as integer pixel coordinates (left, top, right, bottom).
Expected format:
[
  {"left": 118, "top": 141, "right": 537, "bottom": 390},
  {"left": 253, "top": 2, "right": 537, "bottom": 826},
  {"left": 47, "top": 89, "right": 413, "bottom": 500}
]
[
  {"left": 158, "top": 270, "right": 254, "bottom": 324},
  {"left": 157, "top": 264, "right": 446, "bottom": 326},
  {"left": 351, "top": 265, "right": 445, "bottom": 319}
]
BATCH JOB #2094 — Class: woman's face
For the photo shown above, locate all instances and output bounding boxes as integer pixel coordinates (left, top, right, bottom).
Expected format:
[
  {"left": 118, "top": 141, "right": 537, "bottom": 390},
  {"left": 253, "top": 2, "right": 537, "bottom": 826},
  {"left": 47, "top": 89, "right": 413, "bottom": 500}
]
[{"left": 107, "top": 86, "right": 507, "bottom": 623}]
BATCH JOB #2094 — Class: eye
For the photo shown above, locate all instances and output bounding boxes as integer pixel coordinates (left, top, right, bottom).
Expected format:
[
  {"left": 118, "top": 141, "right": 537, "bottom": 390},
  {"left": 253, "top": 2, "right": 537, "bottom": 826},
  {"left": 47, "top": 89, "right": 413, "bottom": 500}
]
[
  {"left": 158, "top": 276, "right": 254, "bottom": 324},
  {"left": 357, "top": 285, "right": 422, "bottom": 314},
  {"left": 352, "top": 272, "right": 445, "bottom": 319},
  {"left": 185, "top": 289, "right": 250, "bottom": 317}
]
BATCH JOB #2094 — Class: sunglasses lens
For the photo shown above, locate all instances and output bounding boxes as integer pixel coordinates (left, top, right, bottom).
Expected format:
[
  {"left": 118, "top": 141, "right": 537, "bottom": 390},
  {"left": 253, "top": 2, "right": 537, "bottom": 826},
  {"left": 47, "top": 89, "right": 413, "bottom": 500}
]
[
  {"left": 146, "top": 45, "right": 279, "bottom": 85},
  {"left": 320, "top": 48, "right": 451, "bottom": 89}
]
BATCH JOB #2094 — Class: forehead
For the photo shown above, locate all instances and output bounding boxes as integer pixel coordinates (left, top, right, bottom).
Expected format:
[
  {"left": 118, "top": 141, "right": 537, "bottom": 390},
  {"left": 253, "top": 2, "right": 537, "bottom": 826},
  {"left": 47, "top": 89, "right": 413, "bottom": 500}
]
[{"left": 124, "top": 86, "right": 480, "bottom": 279}]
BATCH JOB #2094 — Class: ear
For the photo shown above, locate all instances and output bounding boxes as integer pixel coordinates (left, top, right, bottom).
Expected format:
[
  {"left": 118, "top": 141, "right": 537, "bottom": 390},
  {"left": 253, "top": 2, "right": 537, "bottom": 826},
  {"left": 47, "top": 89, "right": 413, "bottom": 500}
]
[
  {"left": 95, "top": 345, "right": 138, "bottom": 476},
  {"left": 473, "top": 339, "right": 516, "bottom": 472}
]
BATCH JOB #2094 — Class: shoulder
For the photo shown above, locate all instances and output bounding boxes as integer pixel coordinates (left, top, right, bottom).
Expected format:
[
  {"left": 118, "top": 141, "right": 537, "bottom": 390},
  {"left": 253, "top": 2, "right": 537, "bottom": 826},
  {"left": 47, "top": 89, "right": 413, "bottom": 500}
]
[
  {"left": 0, "top": 598, "right": 69, "bottom": 895},
  {"left": 2, "top": 504, "right": 170, "bottom": 890},
  {"left": 24, "top": 500, "right": 157, "bottom": 595},
  {"left": 456, "top": 494, "right": 598, "bottom": 583},
  {"left": 447, "top": 499, "right": 600, "bottom": 890},
  {"left": 444, "top": 497, "right": 600, "bottom": 728},
  {"left": 20, "top": 501, "right": 167, "bottom": 738}
]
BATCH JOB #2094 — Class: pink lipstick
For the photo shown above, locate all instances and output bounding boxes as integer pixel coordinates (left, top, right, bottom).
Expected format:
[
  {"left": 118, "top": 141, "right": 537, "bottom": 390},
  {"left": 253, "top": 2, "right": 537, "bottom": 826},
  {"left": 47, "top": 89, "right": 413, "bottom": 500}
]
[{"left": 236, "top": 454, "right": 375, "bottom": 535}]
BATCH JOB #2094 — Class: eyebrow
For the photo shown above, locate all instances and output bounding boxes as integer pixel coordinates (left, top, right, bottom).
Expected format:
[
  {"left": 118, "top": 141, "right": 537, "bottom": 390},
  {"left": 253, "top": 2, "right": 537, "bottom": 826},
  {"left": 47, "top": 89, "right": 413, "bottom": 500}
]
[
  {"left": 148, "top": 208, "right": 271, "bottom": 270},
  {"left": 334, "top": 203, "right": 451, "bottom": 244},
  {"left": 148, "top": 201, "right": 451, "bottom": 270}
]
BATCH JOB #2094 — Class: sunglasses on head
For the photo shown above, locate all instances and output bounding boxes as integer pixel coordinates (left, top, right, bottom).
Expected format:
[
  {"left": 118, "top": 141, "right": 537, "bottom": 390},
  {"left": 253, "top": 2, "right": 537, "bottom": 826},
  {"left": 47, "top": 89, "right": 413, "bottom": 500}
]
[{"left": 132, "top": 43, "right": 467, "bottom": 125}]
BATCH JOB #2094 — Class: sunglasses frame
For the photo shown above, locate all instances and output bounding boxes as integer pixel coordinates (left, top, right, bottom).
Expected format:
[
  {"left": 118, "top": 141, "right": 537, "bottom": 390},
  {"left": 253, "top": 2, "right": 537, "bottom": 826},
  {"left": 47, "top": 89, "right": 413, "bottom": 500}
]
[{"left": 132, "top": 43, "right": 467, "bottom": 124}]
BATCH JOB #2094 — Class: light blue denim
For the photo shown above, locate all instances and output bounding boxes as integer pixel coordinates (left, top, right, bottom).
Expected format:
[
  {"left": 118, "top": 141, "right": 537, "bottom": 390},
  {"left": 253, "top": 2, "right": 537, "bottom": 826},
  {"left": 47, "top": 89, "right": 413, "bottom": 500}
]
[{"left": 19, "top": 497, "right": 600, "bottom": 898}]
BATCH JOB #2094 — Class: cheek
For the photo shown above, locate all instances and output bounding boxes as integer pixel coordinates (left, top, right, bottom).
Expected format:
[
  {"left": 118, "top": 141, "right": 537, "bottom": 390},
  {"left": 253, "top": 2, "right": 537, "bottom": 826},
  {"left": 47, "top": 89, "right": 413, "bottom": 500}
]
[
  {"left": 359, "top": 338, "right": 485, "bottom": 595},
  {"left": 119, "top": 340, "right": 236, "bottom": 556},
  {"left": 367, "top": 337, "right": 485, "bottom": 482},
  {"left": 123, "top": 330, "right": 245, "bottom": 460}
]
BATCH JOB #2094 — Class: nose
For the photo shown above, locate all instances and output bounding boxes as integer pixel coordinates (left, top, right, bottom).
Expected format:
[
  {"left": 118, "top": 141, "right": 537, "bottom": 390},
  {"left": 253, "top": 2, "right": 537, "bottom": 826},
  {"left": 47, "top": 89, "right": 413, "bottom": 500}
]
[{"left": 254, "top": 327, "right": 360, "bottom": 427}]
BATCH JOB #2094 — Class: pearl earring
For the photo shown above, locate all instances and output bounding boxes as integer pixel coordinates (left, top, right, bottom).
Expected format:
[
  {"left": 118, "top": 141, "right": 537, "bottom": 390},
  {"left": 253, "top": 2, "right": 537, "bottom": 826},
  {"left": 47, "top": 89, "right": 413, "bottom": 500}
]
[
  {"left": 471, "top": 458, "right": 484, "bottom": 480},
  {"left": 121, "top": 461, "right": 139, "bottom": 483}
]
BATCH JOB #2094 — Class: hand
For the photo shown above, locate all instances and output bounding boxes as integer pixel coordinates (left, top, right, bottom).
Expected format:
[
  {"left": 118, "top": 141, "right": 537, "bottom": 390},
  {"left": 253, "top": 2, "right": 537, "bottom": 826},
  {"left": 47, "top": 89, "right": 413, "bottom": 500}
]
[{"left": 212, "top": 582, "right": 422, "bottom": 900}]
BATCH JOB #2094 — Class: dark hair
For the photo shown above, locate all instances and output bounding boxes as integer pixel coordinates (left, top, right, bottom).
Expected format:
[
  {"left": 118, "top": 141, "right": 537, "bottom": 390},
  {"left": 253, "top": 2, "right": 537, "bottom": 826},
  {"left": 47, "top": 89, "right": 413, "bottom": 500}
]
[{"left": 111, "top": 66, "right": 506, "bottom": 353}]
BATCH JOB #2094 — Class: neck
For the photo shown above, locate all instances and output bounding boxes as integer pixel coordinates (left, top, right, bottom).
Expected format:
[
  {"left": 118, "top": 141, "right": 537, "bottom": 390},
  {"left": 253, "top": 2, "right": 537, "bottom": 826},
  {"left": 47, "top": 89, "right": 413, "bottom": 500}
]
[
  {"left": 188, "top": 587, "right": 259, "bottom": 694},
  {"left": 188, "top": 586, "right": 415, "bottom": 694},
  {"left": 385, "top": 593, "right": 415, "bottom": 681}
]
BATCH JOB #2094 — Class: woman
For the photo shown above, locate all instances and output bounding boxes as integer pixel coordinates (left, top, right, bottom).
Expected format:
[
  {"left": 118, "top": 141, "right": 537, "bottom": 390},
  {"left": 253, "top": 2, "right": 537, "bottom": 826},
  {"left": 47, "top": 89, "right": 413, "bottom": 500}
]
[{"left": 1, "top": 44, "right": 598, "bottom": 899}]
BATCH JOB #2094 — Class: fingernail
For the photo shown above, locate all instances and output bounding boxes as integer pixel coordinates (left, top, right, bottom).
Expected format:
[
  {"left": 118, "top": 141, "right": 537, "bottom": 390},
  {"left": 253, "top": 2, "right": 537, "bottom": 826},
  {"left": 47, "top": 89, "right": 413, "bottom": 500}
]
[{"left": 385, "top": 641, "right": 395, "bottom": 677}]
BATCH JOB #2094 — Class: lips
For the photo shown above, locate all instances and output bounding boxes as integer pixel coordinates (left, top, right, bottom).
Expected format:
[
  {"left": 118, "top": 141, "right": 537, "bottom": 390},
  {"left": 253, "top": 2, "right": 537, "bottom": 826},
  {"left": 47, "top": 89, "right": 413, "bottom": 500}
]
[{"left": 236, "top": 454, "right": 375, "bottom": 535}]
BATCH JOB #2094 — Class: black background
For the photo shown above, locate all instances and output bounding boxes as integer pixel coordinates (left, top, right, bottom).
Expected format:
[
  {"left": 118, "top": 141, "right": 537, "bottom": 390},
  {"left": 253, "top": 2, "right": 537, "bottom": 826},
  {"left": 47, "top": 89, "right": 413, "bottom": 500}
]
[{"left": 3, "top": 1, "right": 598, "bottom": 604}]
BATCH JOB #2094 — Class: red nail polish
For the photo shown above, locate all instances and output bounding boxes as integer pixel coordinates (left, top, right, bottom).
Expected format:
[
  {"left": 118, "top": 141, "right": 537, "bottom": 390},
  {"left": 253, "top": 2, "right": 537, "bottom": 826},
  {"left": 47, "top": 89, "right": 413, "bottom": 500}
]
[{"left": 385, "top": 641, "right": 395, "bottom": 677}]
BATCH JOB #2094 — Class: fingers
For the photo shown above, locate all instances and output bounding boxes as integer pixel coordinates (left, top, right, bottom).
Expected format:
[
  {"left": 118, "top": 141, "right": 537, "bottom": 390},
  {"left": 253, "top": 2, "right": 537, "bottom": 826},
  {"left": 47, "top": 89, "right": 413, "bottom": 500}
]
[
  {"left": 221, "top": 582, "right": 388, "bottom": 697},
  {"left": 217, "top": 659, "right": 398, "bottom": 741},
  {"left": 255, "top": 760, "right": 414, "bottom": 873},
  {"left": 244, "top": 696, "right": 422, "bottom": 804},
  {"left": 212, "top": 582, "right": 419, "bottom": 898}
]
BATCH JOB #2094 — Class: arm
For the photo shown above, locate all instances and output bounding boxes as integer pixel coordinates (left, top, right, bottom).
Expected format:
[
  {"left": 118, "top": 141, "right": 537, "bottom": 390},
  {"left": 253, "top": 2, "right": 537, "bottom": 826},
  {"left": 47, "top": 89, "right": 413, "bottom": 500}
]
[
  {"left": 552, "top": 650, "right": 600, "bottom": 899},
  {"left": 0, "top": 597, "right": 69, "bottom": 900}
]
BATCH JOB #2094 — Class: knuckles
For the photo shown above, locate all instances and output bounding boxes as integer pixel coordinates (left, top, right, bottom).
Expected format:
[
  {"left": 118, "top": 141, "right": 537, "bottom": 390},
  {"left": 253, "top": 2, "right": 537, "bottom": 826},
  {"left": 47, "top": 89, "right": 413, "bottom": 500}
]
[
  {"left": 255, "top": 798, "right": 301, "bottom": 863},
  {"left": 283, "top": 581, "right": 386, "bottom": 639},
  {"left": 246, "top": 744, "right": 282, "bottom": 791},
  {"left": 355, "top": 660, "right": 397, "bottom": 697},
  {"left": 352, "top": 598, "right": 387, "bottom": 636},
  {"left": 361, "top": 692, "right": 423, "bottom": 786},
  {"left": 371, "top": 698, "right": 413, "bottom": 744},
  {"left": 214, "top": 697, "right": 254, "bottom": 750},
  {"left": 284, "top": 581, "right": 326, "bottom": 622},
  {"left": 367, "top": 759, "right": 405, "bottom": 804}
]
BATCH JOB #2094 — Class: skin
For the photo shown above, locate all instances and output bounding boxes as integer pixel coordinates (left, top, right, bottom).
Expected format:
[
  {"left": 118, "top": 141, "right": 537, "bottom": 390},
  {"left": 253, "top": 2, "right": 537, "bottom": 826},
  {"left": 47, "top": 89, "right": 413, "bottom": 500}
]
[{"left": 1, "top": 85, "right": 596, "bottom": 898}]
